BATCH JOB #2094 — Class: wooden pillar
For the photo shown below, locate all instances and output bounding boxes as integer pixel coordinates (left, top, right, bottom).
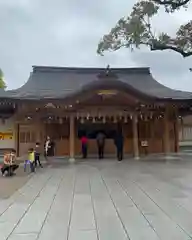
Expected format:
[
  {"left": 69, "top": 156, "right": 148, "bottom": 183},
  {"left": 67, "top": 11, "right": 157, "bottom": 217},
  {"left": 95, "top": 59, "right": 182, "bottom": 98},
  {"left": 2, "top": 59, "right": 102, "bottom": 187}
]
[
  {"left": 132, "top": 113, "right": 139, "bottom": 159},
  {"left": 36, "top": 121, "right": 45, "bottom": 154},
  {"left": 174, "top": 117, "right": 179, "bottom": 152},
  {"left": 14, "top": 123, "right": 19, "bottom": 157},
  {"left": 181, "top": 117, "right": 184, "bottom": 141},
  {"left": 69, "top": 115, "right": 75, "bottom": 162},
  {"left": 36, "top": 121, "right": 41, "bottom": 142},
  {"left": 163, "top": 107, "right": 170, "bottom": 155},
  {"left": 174, "top": 108, "right": 180, "bottom": 153}
]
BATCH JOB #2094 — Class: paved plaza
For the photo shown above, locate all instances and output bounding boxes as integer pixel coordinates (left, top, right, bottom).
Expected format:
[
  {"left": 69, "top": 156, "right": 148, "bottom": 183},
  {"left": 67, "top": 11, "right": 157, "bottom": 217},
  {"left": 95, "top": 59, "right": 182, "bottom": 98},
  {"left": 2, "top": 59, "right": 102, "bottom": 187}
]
[{"left": 1, "top": 159, "right": 192, "bottom": 240}]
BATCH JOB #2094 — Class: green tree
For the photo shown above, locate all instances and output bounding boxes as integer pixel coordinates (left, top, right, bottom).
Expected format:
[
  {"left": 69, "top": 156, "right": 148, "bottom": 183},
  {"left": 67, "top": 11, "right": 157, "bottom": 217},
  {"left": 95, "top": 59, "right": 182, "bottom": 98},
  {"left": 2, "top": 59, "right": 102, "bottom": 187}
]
[
  {"left": 0, "top": 69, "right": 6, "bottom": 89},
  {"left": 97, "top": 0, "right": 192, "bottom": 58}
]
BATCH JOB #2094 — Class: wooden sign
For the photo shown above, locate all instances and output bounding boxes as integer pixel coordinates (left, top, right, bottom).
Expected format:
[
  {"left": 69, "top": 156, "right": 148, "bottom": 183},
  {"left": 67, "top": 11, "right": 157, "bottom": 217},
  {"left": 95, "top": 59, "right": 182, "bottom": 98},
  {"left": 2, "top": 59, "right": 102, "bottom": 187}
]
[
  {"left": 0, "top": 132, "right": 13, "bottom": 140},
  {"left": 141, "top": 140, "right": 148, "bottom": 147},
  {"left": 97, "top": 90, "right": 118, "bottom": 96}
]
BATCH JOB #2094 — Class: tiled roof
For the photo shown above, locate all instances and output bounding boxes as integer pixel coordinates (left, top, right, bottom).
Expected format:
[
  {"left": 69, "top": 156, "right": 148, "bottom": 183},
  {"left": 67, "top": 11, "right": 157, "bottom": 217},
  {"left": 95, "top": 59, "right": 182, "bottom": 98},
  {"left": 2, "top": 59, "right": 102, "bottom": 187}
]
[{"left": 1, "top": 66, "right": 192, "bottom": 100}]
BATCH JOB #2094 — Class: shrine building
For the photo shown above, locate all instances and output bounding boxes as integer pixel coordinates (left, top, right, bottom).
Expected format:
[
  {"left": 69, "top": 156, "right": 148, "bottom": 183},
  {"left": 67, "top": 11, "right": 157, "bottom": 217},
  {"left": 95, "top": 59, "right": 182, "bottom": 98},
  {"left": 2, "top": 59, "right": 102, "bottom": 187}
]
[{"left": 0, "top": 65, "right": 192, "bottom": 160}]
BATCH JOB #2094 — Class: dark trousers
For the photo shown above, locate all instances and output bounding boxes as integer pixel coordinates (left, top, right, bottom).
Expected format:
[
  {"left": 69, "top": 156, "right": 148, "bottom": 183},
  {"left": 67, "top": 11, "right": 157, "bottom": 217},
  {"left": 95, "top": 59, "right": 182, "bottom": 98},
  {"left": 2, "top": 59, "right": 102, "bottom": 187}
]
[
  {"left": 82, "top": 144, "right": 87, "bottom": 158},
  {"left": 117, "top": 146, "right": 123, "bottom": 161},
  {"left": 35, "top": 154, "right": 42, "bottom": 167},
  {"left": 98, "top": 145, "right": 104, "bottom": 159},
  {"left": 1, "top": 164, "right": 19, "bottom": 176},
  {"left": 30, "top": 162, "right": 35, "bottom": 172}
]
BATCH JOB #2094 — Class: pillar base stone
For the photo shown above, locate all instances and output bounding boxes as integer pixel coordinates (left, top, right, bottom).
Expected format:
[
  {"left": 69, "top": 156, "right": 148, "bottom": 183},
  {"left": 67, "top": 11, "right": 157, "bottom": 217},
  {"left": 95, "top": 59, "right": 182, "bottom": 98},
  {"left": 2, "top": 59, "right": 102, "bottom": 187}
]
[
  {"left": 69, "top": 157, "right": 75, "bottom": 163},
  {"left": 134, "top": 156, "right": 140, "bottom": 160}
]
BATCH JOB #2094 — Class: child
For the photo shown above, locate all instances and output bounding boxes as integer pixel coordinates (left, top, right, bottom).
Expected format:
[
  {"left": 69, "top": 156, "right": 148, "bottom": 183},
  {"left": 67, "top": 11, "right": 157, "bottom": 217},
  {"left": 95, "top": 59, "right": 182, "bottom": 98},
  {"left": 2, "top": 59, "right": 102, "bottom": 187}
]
[
  {"left": 24, "top": 148, "right": 35, "bottom": 173},
  {"left": 35, "top": 142, "right": 43, "bottom": 168}
]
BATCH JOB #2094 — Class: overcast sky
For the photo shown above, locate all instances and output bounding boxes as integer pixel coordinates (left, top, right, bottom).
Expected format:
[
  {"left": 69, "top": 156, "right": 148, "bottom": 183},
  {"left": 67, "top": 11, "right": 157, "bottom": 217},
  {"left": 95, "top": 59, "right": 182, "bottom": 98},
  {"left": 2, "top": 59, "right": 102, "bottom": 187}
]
[{"left": 0, "top": 0, "right": 192, "bottom": 90}]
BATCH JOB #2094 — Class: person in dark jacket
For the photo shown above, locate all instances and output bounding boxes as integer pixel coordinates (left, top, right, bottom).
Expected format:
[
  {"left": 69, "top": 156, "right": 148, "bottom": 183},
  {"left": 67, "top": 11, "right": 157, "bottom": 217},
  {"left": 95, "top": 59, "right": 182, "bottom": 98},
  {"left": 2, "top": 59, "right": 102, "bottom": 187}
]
[
  {"left": 96, "top": 132, "right": 106, "bottom": 159},
  {"left": 114, "top": 131, "right": 124, "bottom": 161},
  {"left": 35, "top": 142, "right": 43, "bottom": 168}
]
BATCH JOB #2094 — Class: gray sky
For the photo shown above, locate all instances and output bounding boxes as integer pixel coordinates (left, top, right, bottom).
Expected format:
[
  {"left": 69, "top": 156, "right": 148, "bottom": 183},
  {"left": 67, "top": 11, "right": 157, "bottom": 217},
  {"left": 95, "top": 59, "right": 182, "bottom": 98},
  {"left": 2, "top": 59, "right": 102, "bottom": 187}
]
[{"left": 0, "top": 0, "right": 192, "bottom": 91}]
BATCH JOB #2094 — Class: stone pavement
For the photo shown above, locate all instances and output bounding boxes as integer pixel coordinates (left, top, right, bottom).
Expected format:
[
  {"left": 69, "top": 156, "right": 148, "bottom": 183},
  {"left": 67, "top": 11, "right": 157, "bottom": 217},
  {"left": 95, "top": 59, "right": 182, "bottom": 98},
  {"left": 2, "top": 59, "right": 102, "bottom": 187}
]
[
  {"left": 0, "top": 167, "right": 32, "bottom": 199},
  {"left": 1, "top": 159, "right": 192, "bottom": 240}
]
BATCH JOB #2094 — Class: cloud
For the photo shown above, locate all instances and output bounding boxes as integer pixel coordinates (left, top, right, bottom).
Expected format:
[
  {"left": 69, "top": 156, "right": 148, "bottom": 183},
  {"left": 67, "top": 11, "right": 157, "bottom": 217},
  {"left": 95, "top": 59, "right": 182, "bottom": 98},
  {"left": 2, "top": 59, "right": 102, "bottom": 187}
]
[{"left": 0, "top": 0, "right": 192, "bottom": 91}]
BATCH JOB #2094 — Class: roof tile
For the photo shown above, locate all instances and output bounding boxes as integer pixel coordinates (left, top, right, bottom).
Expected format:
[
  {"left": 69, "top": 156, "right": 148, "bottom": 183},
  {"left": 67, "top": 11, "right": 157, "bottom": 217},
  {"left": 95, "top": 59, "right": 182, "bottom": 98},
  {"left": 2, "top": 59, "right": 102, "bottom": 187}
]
[{"left": 2, "top": 66, "right": 192, "bottom": 100}]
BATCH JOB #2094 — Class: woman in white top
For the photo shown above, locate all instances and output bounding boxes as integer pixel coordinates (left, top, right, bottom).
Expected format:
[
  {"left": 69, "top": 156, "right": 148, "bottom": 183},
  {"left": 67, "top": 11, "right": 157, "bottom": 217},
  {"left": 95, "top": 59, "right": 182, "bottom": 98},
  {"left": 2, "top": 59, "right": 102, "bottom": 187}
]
[{"left": 44, "top": 136, "right": 51, "bottom": 159}]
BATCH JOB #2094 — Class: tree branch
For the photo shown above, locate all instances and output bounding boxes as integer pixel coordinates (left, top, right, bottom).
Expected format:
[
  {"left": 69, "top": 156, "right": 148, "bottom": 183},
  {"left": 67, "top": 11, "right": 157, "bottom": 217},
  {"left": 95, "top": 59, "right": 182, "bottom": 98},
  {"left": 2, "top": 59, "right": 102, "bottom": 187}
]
[
  {"left": 152, "top": 0, "right": 190, "bottom": 7},
  {"left": 150, "top": 42, "right": 192, "bottom": 57},
  {"left": 97, "top": 0, "right": 192, "bottom": 58}
]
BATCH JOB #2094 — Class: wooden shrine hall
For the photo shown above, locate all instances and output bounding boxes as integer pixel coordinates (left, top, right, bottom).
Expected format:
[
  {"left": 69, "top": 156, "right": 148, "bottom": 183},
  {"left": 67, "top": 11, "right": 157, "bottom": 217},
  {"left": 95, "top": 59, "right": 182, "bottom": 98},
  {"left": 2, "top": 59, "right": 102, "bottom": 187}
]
[{"left": 1, "top": 65, "right": 192, "bottom": 160}]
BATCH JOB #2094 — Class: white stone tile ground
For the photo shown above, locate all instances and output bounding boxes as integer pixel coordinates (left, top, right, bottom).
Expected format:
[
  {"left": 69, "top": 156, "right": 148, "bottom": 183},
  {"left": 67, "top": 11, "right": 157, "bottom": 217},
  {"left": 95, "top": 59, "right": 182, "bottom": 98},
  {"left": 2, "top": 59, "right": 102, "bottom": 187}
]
[{"left": 1, "top": 159, "right": 192, "bottom": 240}]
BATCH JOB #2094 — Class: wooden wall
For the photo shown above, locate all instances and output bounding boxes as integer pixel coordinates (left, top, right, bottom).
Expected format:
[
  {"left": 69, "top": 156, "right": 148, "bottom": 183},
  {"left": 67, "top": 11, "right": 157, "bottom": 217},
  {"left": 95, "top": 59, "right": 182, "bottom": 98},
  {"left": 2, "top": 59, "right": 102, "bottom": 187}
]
[
  {"left": 0, "top": 118, "right": 15, "bottom": 150},
  {"left": 17, "top": 118, "right": 177, "bottom": 157}
]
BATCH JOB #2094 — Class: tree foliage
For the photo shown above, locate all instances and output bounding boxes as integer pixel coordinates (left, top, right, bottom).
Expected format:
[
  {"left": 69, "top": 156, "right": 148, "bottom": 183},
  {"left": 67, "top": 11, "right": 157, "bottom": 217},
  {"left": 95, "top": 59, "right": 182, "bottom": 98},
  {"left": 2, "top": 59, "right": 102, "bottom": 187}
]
[
  {"left": 97, "top": 0, "right": 192, "bottom": 58},
  {"left": 0, "top": 69, "right": 6, "bottom": 89}
]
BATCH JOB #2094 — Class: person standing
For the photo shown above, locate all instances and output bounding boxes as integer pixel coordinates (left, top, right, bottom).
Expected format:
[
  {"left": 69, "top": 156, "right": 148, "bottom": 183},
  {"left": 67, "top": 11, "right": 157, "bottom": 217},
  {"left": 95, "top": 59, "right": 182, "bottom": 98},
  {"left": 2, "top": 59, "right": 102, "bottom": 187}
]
[
  {"left": 44, "top": 136, "right": 52, "bottom": 160},
  {"left": 114, "top": 131, "right": 124, "bottom": 161},
  {"left": 35, "top": 142, "right": 43, "bottom": 168},
  {"left": 51, "top": 140, "right": 55, "bottom": 156},
  {"left": 81, "top": 135, "right": 88, "bottom": 159},
  {"left": 25, "top": 148, "right": 35, "bottom": 173},
  {"left": 96, "top": 132, "right": 106, "bottom": 159}
]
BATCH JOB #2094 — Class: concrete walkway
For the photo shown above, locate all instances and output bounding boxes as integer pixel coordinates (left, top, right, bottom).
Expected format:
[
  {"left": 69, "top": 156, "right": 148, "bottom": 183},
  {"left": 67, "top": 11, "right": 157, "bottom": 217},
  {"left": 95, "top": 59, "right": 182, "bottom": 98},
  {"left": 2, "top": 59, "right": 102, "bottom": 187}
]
[{"left": 1, "top": 159, "right": 192, "bottom": 240}]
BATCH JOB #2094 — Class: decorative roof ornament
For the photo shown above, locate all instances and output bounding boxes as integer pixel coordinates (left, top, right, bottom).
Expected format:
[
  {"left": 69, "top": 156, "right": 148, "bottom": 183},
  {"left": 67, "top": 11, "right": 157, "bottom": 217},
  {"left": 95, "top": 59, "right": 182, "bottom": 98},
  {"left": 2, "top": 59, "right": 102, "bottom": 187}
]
[
  {"left": 106, "top": 64, "right": 110, "bottom": 75},
  {"left": 97, "top": 64, "right": 118, "bottom": 80},
  {"left": 44, "top": 103, "right": 56, "bottom": 108}
]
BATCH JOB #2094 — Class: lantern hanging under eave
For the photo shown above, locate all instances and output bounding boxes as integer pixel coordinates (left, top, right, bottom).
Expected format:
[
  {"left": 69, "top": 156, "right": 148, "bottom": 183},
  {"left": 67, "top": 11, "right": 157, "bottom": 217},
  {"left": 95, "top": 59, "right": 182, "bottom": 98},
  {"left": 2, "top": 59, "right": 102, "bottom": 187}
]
[
  {"left": 87, "top": 113, "right": 90, "bottom": 120},
  {"left": 103, "top": 116, "right": 106, "bottom": 123},
  {"left": 47, "top": 116, "right": 53, "bottom": 124},
  {"left": 113, "top": 116, "right": 117, "bottom": 123},
  {"left": 124, "top": 116, "right": 128, "bottom": 123},
  {"left": 80, "top": 117, "right": 84, "bottom": 124},
  {"left": 26, "top": 116, "right": 32, "bottom": 121},
  {"left": 119, "top": 115, "right": 122, "bottom": 121},
  {"left": 59, "top": 118, "right": 63, "bottom": 124}
]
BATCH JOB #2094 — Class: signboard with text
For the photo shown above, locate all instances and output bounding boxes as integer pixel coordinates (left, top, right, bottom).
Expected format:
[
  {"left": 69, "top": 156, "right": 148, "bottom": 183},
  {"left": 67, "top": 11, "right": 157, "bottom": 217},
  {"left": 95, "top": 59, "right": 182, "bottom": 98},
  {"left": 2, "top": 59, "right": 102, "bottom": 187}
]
[
  {"left": 0, "top": 132, "right": 13, "bottom": 140},
  {"left": 141, "top": 140, "right": 148, "bottom": 147}
]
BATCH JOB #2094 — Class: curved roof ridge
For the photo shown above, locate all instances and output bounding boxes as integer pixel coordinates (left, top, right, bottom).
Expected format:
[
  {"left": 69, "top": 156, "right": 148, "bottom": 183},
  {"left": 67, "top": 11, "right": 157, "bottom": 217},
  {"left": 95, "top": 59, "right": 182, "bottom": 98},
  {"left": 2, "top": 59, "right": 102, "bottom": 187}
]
[
  {"left": 7, "top": 73, "right": 33, "bottom": 93},
  {"left": 149, "top": 74, "right": 192, "bottom": 95},
  {"left": 32, "top": 65, "right": 150, "bottom": 74}
]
